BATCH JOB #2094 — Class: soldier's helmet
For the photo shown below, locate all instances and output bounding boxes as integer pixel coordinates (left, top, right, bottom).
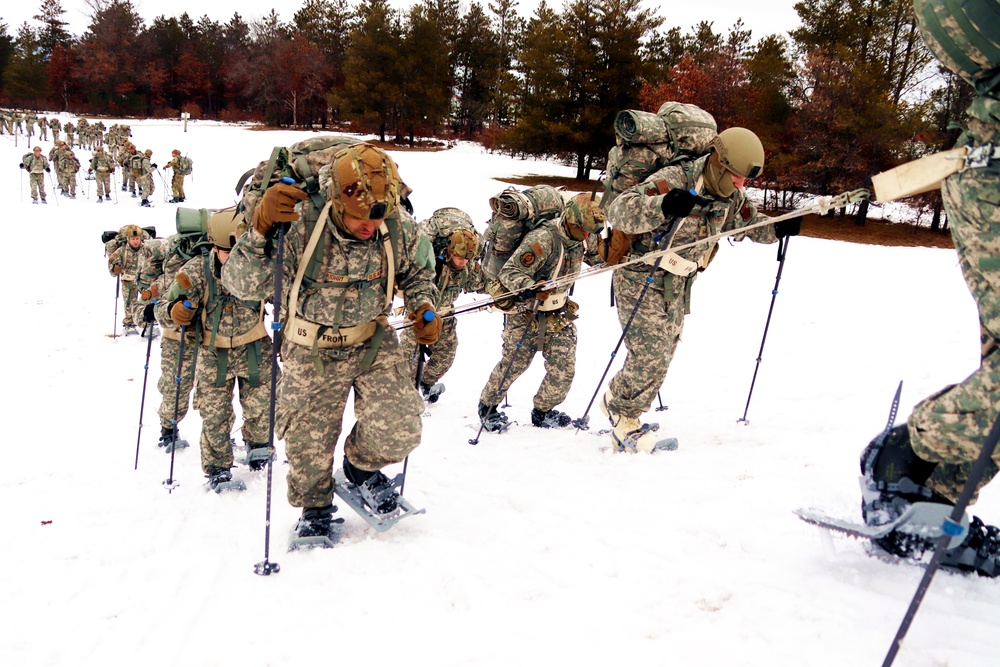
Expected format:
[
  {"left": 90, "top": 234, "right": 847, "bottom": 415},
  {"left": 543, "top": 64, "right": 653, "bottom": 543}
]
[
  {"left": 32, "top": 146, "right": 41, "bottom": 153},
  {"left": 172, "top": 149, "right": 180, "bottom": 156},
  {"left": 206, "top": 209, "right": 247, "bottom": 250},
  {"left": 125, "top": 225, "right": 143, "bottom": 240},
  {"left": 144, "top": 149, "right": 152, "bottom": 157},
  {"left": 913, "top": 0, "right": 1000, "bottom": 94},
  {"left": 709, "top": 128, "right": 765, "bottom": 179},
  {"left": 330, "top": 144, "right": 400, "bottom": 220}
]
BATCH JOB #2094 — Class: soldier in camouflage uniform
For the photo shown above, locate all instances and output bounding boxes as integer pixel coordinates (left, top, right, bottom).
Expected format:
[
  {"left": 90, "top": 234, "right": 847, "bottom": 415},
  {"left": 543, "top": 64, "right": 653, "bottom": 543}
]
[
  {"left": 136, "top": 149, "right": 155, "bottom": 207},
  {"left": 24, "top": 112, "right": 35, "bottom": 139},
  {"left": 157, "top": 211, "right": 275, "bottom": 489},
  {"left": 37, "top": 116, "right": 48, "bottom": 141},
  {"left": 58, "top": 149, "right": 81, "bottom": 198},
  {"left": 859, "top": 0, "right": 1000, "bottom": 577},
  {"left": 121, "top": 144, "right": 138, "bottom": 196},
  {"left": 63, "top": 120, "right": 75, "bottom": 147},
  {"left": 89, "top": 146, "right": 114, "bottom": 202},
  {"left": 602, "top": 128, "right": 800, "bottom": 452},
  {"left": 20, "top": 146, "right": 49, "bottom": 203},
  {"left": 164, "top": 149, "right": 188, "bottom": 203},
  {"left": 48, "top": 116, "right": 61, "bottom": 143},
  {"left": 478, "top": 191, "right": 605, "bottom": 430},
  {"left": 222, "top": 143, "right": 440, "bottom": 538},
  {"left": 108, "top": 225, "right": 146, "bottom": 335},
  {"left": 399, "top": 207, "right": 487, "bottom": 403},
  {"left": 138, "top": 232, "right": 205, "bottom": 451},
  {"left": 49, "top": 141, "right": 68, "bottom": 193}
]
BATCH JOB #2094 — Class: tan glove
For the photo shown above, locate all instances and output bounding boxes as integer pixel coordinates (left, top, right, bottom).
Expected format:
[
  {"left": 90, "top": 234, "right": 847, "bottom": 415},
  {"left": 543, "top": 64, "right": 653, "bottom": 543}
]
[
  {"left": 411, "top": 304, "right": 441, "bottom": 346},
  {"left": 111, "top": 265, "right": 123, "bottom": 275},
  {"left": 170, "top": 300, "right": 196, "bottom": 327},
  {"left": 253, "top": 183, "right": 308, "bottom": 236}
]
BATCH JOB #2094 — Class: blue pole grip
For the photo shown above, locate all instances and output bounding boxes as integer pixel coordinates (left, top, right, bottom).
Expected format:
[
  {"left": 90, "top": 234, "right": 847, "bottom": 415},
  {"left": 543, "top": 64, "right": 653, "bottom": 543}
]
[
  {"left": 183, "top": 300, "right": 192, "bottom": 308},
  {"left": 422, "top": 310, "right": 436, "bottom": 322},
  {"left": 280, "top": 177, "right": 295, "bottom": 184}
]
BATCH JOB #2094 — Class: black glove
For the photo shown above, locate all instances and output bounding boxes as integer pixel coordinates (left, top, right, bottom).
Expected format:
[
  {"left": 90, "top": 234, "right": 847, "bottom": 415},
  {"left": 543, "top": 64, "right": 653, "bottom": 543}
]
[
  {"left": 775, "top": 216, "right": 802, "bottom": 238},
  {"left": 152, "top": 163, "right": 158, "bottom": 168},
  {"left": 19, "top": 163, "right": 24, "bottom": 169},
  {"left": 44, "top": 167, "right": 50, "bottom": 173},
  {"left": 661, "top": 188, "right": 701, "bottom": 218},
  {"left": 143, "top": 303, "right": 156, "bottom": 323}
]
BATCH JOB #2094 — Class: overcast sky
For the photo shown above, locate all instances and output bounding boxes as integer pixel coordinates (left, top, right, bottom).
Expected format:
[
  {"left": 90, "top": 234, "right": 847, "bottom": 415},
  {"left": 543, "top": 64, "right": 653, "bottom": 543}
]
[{"left": 1, "top": 0, "right": 802, "bottom": 42}]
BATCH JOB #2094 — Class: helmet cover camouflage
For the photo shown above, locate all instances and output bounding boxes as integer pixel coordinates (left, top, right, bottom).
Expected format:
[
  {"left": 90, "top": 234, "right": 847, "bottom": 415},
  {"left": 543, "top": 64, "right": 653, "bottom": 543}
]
[
  {"left": 447, "top": 229, "right": 480, "bottom": 260},
  {"left": 331, "top": 144, "right": 400, "bottom": 220},
  {"left": 206, "top": 209, "right": 247, "bottom": 250}
]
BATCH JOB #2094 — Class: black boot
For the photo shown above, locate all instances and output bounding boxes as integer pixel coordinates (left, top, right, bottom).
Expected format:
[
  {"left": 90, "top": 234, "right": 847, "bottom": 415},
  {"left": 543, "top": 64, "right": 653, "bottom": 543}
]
[
  {"left": 343, "top": 457, "right": 398, "bottom": 513},
  {"left": 478, "top": 401, "right": 509, "bottom": 432},
  {"left": 531, "top": 407, "right": 571, "bottom": 428},
  {"left": 419, "top": 380, "right": 444, "bottom": 403},
  {"left": 942, "top": 515, "right": 1000, "bottom": 577},
  {"left": 205, "top": 466, "right": 233, "bottom": 490},
  {"left": 295, "top": 504, "right": 340, "bottom": 538}
]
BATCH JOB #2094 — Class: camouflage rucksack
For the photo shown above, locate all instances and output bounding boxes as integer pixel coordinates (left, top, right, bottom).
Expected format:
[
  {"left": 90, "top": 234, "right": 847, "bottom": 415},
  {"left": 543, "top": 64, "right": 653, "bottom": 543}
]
[
  {"left": 482, "top": 185, "right": 566, "bottom": 281},
  {"left": 601, "top": 102, "right": 717, "bottom": 210},
  {"left": 421, "top": 207, "right": 482, "bottom": 261},
  {"left": 176, "top": 156, "right": 193, "bottom": 175}
]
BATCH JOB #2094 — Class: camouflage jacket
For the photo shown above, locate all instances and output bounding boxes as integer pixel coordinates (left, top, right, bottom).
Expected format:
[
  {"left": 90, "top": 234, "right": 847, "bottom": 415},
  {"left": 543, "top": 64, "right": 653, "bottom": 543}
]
[
  {"left": 223, "top": 207, "right": 438, "bottom": 331},
  {"left": 63, "top": 122, "right": 75, "bottom": 135},
  {"left": 48, "top": 118, "right": 60, "bottom": 131},
  {"left": 22, "top": 154, "right": 48, "bottom": 174},
  {"left": 90, "top": 153, "right": 113, "bottom": 173},
  {"left": 609, "top": 154, "right": 777, "bottom": 269},
  {"left": 109, "top": 244, "right": 142, "bottom": 282},
  {"left": 136, "top": 237, "right": 169, "bottom": 297},
  {"left": 156, "top": 251, "right": 265, "bottom": 342},
  {"left": 58, "top": 155, "right": 80, "bottom": 174},
  {"left": 497, "top": 219, "right": 583, "bottom": 295},
  {"left": 433, "top": 258, "right": 487, "bottom": 312}
]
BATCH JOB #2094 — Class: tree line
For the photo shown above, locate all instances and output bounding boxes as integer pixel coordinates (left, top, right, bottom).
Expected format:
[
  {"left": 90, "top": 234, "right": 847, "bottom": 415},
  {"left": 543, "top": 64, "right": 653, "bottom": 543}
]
[{"left": 0, "top": 0, "right": 968, "bottom": 226}]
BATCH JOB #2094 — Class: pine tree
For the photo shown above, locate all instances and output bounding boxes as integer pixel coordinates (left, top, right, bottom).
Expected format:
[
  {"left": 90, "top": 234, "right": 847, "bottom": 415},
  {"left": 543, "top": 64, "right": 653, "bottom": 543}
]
[{"left": 33, "top": 0, "right": 72, "bottom": 59}]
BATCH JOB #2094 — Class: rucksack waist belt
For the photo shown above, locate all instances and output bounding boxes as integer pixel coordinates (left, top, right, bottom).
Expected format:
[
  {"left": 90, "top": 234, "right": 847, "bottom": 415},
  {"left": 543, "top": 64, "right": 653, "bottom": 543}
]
[
  {"left": 286, "top": 315, "right": 384, "bottom": 349},
  {"left": 163, "top": 327, "right": 197, "bottom": 342},
  {"left": 537, "top": 290, "right": 569, "bottom": 312},
  {"left": 201, "top": 320, "right": 269, "bottom": 349}
]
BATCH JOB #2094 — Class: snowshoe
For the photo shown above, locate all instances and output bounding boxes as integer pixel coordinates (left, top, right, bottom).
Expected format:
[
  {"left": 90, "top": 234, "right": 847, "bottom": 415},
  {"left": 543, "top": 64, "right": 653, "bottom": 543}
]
[
  {"left": 123, "top": 325, "right": 139, "bottom": 336},
  {"left": 105, "top": 194, "right": 111, "bottom": 201},
  {"left": 531, "top": 407, "right": 572, "bottom": 428},
  {"left": 419, "top": 380, "right": 445, "bottom": 404},
  {"left": 40, "top": 199, "right": 47, "bottom": 204},
  {"left": 96, "top": 198, "right": 103, "bottom": 204},
  {"left": 31, "top": 200, "right": 38, "bottom": 205},
  {"left": 246, "top": 443, "right": 274, "bottom": 471},
  {"left": 158, "top": 426, "right": 189, "bottom": 451},
  {"left": 288, "top": 504, "right": 345, "bottom": 550},
  {"left": 334, "top": 460, "right": 425, "bottom": 532},
  {"left": 205, "top": 466, "right": 245, "bottom": 493},
  {"left": 140, "top": 199, "right": 151, "bottom": 207},
  {"left": 477, "top": 401, "right": 509, "bottom": 433}
]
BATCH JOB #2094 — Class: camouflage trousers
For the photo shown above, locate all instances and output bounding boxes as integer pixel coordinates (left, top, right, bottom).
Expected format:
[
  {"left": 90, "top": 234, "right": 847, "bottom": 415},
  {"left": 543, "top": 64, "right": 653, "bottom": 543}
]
[
  {"left": 478, "top": 310, "right": 577, "bottom": 411},
  {"left": 38, "top": 126, "right": 47, "bottom": 140},
  {"left": 139, "top": 174, "right": 154, "bottom": 200},
  {"left": 909, "top": 167, "right": 1000, "bottom": 503},
  {"left": 194, "top": 338, "right": 275, "bottom": 474},
  {"left": 120, "top": 280, "right": 139, "bottom": 327},
  {"left": 157, "top": 333, "right": 197, "bottom": 431},
  {"left": 607, "top": 267, "right": 689, "bottom": 419},
  {"left": 64, "top": 132, "right": 74, "bottom": 147},
  {"left": 61, "top": 170, "right": 77, "bottom": 196},
  {"left": 124, "top": 168, "right": 136, "bottom": 193},
  {"left": 95, "top": 171, "right": 111, "bottom": 198},
  {"left": 28, "top": 173, "right": 46, "bottom": 201},
  {"left": 400, "top": 317, "right": 458, "bottom": 385},
  {"left": 276, "top": 328, "right": 423, "bottom": 509},
  {"left": 171, "top": 173, "right": 185, "bottom": 199}
]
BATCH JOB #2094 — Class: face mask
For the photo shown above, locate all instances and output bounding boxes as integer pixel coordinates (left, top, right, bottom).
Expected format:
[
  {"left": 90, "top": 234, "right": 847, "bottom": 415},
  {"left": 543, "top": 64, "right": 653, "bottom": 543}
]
[{"left": 703, "top": 159, "right": 737, "bottom": 198}]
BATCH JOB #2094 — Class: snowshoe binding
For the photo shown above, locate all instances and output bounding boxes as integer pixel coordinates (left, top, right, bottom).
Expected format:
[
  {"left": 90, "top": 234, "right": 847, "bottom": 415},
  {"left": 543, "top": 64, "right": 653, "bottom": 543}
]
[
  {"left": 419, "top": 380, "right": 445, "bottom": 404},
  {"left": 288, "top": 504, "right": 345, "bottom": 550},
  {"left": 531, "top": 407, "right": 572, "bottom": 429},
  {"left": 477, "top": 401, "right": 509, "bottom": 434},
  {"left": 333, "top": 458, "right": 425, "bottom": 532},
  {"left": 123, "top": 325, "right": 139, "bottom": 336},
  {"left": 205, "top": 466, "right": 245, "bottom": 493},
  {"left": 246, "top": 443, "right": 274, "bottom": 471},
  {"left": 599, "top": 391, "right": 678, "bottom": 453}
]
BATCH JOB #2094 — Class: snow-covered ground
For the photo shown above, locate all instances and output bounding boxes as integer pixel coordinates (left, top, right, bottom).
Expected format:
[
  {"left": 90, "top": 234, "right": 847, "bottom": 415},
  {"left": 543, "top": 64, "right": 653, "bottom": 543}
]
[{"left": 2, "top": 118, "right": 998, "bottom": 667}]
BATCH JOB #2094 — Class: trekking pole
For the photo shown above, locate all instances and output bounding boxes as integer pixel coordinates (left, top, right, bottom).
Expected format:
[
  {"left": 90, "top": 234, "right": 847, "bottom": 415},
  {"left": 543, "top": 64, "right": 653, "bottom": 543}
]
[
  {"left": 48, "top": 169, "right": 59, "bottom": 207},
  {"left": 134, "top": 306, "right": 157, "bottom": 469},
  {"left": 737, "top": 235, "right": 790, "bottom": 425},
  {"left": 655, "top": 391, "right": 668, "bottom": 412},
  {"left": 469, "top": 301, "right": 540, "bottom": 445},
  {"left": 401, "top": 343, "right": 429, "bottom": 497},
  {"left": 881, "top": 409, "right": 1000, "bottom": 667},
  {"left": 163, "top": 316, "right": 191, "bottom": 493},
  {"left": 253, "top": 219, "right": 288, "bottom": 577},
  {"left": 112, "top": 275, "right": 120, "bottom": 338},
  {"left": 156, "top": 167, "right": 168, "bottom": 202},
  {"left": 19, "top": 168, "right": 23, "bottom": 202},
  {"left": 573, "top": 218, "right": 685, "bottom": 430}
]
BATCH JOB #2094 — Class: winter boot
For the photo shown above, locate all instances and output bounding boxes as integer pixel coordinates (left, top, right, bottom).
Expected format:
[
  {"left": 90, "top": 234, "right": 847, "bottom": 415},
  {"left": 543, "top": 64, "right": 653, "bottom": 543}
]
[
  {"left": 96, "top": 198, "right": 103, "bottom": 204},
  {"left": 140, "top": 199, "right": 151, "bottom": 207},
  {"left": 531, "top": 407, "right": 572, "bottom": 428},
  {"left": 600, "top": 390, "right": 669, "bottom": 453},
  {"left": 158, "top": 426, "right": 189, "bottom": 450},
  {"left": 123, "top": 324, "right": 138, "bottom": 336},
  {"left": 860, "top": 424, "right": 946, "bottom": 557},
  {"left": 206, "top": 466, "right": 233, "bottom": 490},
  {"left": 105, "top": 194, "right": 111, "bottom": 201},
  {"left": 246, "top": 443, "right": 274, "bottom": 471},
  {"left": 478, "top": 401, "right": 509, "bottom": 433},
  {"left": 343, "top": 457, "right": 399, "bottom": 514},
  {"left": 419, "top": 380, "right": 445, "bottom": 403},
  {"left": 294, "top": 504, "right": 343, "bottom": 539}
]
